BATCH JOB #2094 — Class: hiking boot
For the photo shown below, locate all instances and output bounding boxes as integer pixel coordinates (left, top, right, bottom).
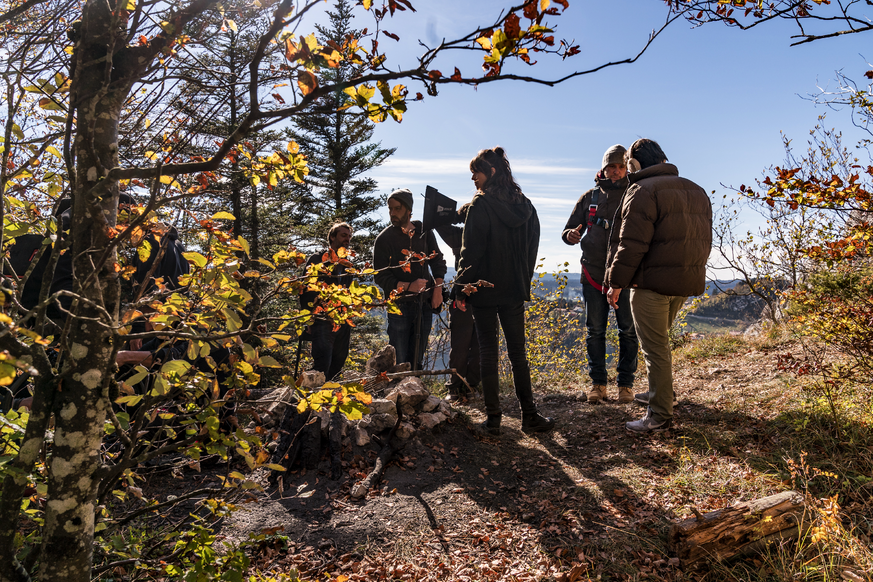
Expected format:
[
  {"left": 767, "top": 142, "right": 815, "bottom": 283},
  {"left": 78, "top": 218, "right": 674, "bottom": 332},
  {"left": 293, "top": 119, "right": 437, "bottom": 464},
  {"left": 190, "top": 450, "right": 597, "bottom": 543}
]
[
  {"left": 617, "top": 386, "right": 634, "bottom": 404},
  {"left": 633, "top": 391, "right": 679, "bottom": 407},
  {"left": 626, "top": 414, "right": 672, "bottom": 434},
  {"left": 477, "top": 415, "right": 502, "bottom": 436},
  {"left": 587, "top": 384, "right": 607, "bottom": 404},
  {"left": 522, "top": 413, "right": 556, "bottom": 434}
]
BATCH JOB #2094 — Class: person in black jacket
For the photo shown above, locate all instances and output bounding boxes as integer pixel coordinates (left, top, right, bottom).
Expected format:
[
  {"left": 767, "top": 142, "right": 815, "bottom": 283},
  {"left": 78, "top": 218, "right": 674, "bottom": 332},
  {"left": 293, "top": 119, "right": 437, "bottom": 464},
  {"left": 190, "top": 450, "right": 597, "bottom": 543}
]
[
  {"left": 562, "top": 145, "right": 638, "bottom": 404},
  {"left": 455, "top": 147, "right": 555, "bottom": 436},
  {"left": 301, "top": 223, "right": 354, "bottom": 381},
  {"left": 373, "top": 189, "right": 447, "bottom": 371}
]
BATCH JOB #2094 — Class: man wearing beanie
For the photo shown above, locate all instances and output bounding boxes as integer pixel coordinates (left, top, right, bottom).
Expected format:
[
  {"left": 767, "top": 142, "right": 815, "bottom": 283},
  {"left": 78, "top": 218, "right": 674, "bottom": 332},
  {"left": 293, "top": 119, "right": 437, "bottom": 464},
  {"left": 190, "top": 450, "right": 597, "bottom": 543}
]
[
  {"left": 562, "top": 144, "right": 639, "bottom": 404},
  {"left": 605, "top": 139, "right": 712, "bottom": 433},
  {"left": 374, "top": 189, "right": 447, "bottom": 370}
]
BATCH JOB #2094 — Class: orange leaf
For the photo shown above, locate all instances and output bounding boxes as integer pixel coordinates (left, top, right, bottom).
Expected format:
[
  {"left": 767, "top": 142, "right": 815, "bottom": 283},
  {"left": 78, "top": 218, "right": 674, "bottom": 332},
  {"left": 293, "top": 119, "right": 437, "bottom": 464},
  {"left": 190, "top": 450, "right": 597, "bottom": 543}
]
[{"left": 297, "top": 71, "right": 318, "bottom": 96}]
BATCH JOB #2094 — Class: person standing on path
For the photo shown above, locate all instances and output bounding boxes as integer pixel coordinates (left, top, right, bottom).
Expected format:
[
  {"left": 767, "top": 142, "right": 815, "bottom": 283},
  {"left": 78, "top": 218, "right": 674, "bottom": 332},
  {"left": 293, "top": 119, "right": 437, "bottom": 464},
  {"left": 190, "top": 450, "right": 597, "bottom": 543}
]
[
  {"left": 455, "top": 146, "right": 555, "bottom": 436},
  {"left": 373, "top": 189, "right": 447, "bottom": 371},
  {"left": 562, "top": 144, "right": 639, "bottom": 404},
  {"left": 605, "top": 139, "right": 712, "bottom": 434}
]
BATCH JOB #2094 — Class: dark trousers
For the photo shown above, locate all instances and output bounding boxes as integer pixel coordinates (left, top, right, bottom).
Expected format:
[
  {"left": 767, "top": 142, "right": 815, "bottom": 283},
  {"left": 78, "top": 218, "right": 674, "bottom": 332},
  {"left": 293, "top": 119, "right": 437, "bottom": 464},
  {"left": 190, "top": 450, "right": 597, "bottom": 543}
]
[
  {"left": 582, "top": 281, "right": 638, "bottom": 387},
  {"left": 447, "top": 302, "right": 480, "bottom": 393},
  {"left": 472, "top": 302, "right": 536, "bottom": 418},
  {"left": 387, "top": 299, "right": 433, "bottom": 370},
  {"left": 311, "top": 318, "right": 351, "bottom": 381}
]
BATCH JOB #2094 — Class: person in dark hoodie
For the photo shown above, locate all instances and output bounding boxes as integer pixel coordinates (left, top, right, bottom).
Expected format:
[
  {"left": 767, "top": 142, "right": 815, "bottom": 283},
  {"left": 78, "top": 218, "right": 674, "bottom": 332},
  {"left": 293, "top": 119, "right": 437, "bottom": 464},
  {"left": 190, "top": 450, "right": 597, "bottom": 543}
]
[
  {"left": 455, "top": 147, "right": 555, "bottom": 436},
  {"left": 562, "top": 145, "right": 638, "bottom": 404}
]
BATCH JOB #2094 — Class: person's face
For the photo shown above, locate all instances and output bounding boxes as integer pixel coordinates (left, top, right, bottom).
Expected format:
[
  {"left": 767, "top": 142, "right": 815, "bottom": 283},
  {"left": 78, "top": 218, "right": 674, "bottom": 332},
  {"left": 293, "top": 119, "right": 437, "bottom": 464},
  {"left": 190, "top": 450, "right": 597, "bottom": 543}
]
[
  {"left": 388, "top": 199, "right": 411, "bottom": 227},
  {"left": 471, "top": 166, "right": 494, "bottom": 190},
  {"left": 329, "top": 226, "right": 352, "bottom": 250},
  {"left": 604, "top": 162, "right": 627, "bottom": 182}
]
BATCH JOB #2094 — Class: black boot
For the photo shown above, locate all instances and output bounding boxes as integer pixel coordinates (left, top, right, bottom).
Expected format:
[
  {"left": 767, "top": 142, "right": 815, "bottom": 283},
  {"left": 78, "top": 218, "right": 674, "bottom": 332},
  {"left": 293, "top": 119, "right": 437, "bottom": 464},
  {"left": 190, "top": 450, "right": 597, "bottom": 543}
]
[
  {"left": 477, "top": 414, "right": 502, "bottom": 436},
  {"left": 522, "top": 412, "right": 555, "bottom": 434}
]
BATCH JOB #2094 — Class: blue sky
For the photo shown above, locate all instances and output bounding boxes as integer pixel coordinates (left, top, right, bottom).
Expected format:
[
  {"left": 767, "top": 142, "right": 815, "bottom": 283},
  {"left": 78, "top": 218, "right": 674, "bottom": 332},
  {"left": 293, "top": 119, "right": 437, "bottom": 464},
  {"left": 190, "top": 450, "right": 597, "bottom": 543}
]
[{"left": 324, "top": 1, "right": 871, "bottom": 273}]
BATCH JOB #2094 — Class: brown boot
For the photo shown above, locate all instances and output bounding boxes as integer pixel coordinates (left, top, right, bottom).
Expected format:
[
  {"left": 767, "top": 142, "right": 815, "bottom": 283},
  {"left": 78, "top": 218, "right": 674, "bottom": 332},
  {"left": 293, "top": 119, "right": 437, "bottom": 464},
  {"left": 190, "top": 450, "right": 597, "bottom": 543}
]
[
  {"left": 588, "top": 384, "right": 606, "bottom": 403},
  {"left": 617, "top": 386, "right": 634, "bottom": 404}
]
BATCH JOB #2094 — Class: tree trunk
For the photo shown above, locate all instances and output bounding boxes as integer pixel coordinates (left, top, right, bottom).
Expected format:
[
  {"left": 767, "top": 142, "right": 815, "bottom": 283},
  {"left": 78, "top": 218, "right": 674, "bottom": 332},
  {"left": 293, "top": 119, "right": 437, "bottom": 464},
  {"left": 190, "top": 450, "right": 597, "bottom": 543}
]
[{"left": 668, "top": 490, "right": 807, "bottom": 568}]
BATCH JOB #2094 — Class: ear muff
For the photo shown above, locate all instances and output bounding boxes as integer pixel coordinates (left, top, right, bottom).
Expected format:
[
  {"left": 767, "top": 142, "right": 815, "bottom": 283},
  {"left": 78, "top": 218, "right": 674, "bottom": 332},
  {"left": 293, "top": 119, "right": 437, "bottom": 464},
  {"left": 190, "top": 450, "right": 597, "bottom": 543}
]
[{"left": 626, "top": 158, "right": 641, "bottom": 173}]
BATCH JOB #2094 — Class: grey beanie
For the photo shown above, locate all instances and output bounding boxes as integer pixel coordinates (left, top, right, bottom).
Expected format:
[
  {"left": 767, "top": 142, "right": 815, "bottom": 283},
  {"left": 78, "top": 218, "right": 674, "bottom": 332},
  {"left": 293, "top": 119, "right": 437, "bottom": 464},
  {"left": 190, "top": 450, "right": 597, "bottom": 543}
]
[
  {"left": 601, "top": 144, "right": 627, "bottom": 172},
  {"left": 388, "top": 188, "right": 414, "bottom": 211}
]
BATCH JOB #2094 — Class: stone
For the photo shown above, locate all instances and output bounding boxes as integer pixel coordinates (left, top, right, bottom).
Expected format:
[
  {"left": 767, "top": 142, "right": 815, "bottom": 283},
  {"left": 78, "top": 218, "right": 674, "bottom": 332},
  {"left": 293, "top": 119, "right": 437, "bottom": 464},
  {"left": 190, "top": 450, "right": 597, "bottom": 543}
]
[
  {"left": 400, "top": 403, "right": 416, "bottom": 417},
  {"left": 396, "top": 422, "right": 415, "bottom": 439},
  {"left": 438, "top": 400, "right": 457, "bottom": 418},
  {"left": 417, "top": 412, "right": 446, "bottom": 430},
  {"left": 369, "top": 413, "right": 398, "bottom": 433},
  {"left": 300, "top": 370, "right": 325, "bottom": 389},
  {"left": 421, "top": 395, "right": 441, "bottom": 413},
  {"left": 369, "top": 398, "right": 397, "bottom": 416},
  {"left": 366, "top": 345, "right": 396, "bottom": 375},
  {"left": 385, "top": 377, "right": 429, "bottom": 408},
  {"left": 353, "top": 427, "right": 370, "bottom": 447}
]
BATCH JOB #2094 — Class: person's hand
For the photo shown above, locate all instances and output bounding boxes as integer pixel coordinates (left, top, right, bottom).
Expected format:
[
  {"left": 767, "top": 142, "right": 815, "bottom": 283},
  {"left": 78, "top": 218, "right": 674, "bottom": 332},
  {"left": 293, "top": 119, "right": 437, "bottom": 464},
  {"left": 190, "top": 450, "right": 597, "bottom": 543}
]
[
  {"left": 566, "top": 224, "right": 583, "bottom": 245},
  {"left": 129, "top": 338, "right": 142, "bottom": 351},
  {"left": 408, "top": 278, "right": 428, "bottom": 293},
  {"left": 431, "top": 285, "right": 443, "bottom": 309},
  {"left": 607, "top": 286, "right": 622, "bottom": 309},
  {"left": 453, "top": 297, "right": 467, "bottom": 312}
]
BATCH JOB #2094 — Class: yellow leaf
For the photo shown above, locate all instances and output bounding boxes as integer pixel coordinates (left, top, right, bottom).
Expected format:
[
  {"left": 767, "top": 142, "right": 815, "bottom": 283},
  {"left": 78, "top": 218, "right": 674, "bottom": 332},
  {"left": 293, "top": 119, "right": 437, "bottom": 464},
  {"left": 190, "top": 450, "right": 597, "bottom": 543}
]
[
  {"left": 211, "top": 211, "right": 236, "bottom": 220},
  {"left": 539, "top": 0, "right": 550, "bottom": 10},
  {"left": 363, "top": 0, "right": 372, "bottom": 8},
  {"left": 158, "top": 175, "right": 174, "bottom": 185},
  {"left": 226, "top": 19, "right": 237, "bottom": 32}
]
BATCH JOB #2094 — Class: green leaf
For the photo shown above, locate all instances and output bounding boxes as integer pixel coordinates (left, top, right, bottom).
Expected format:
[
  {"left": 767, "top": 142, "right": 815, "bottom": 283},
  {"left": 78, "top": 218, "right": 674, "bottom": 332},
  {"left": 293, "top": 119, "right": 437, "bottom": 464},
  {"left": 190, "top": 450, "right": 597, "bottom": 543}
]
[
  {"left": 161, "top": 360, "right": 191, "bottom": 376},
  {"left": 183, "top": 252, "right": 208, "bottom": 268}
]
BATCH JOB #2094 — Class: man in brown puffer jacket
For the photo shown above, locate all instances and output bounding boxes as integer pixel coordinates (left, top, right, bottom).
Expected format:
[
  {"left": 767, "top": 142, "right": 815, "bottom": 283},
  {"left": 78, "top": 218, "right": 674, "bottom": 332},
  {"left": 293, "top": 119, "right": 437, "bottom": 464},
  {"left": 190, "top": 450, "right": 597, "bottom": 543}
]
[
  {"left": 604, "top": 139, "right": 712, "bottom": 433},
  {"left": 562, "top": 144, "right": 638, "bottom": 404}
]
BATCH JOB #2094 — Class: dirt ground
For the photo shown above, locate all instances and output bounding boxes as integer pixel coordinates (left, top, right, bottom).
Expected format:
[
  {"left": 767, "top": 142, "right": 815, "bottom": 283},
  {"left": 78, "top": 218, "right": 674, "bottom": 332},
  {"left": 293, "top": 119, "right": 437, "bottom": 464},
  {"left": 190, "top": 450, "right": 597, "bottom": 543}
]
[{"left": 138, "top": 340, "right": 869, "bottom": 581}]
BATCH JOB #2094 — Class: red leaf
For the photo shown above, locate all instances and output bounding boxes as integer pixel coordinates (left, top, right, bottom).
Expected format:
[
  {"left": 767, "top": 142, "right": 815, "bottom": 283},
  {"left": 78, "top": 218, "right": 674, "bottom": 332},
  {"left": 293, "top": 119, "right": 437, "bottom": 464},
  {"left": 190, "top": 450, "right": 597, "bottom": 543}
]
[
  {"left": 504, "top": 13, "right": 521, "bottom": 38},
  {"left": 272, "top": 92, "right": 286, "bottom": 104},
  {"left": 451, "top": 67, "right": 462, "bottom": 81},
  {"left": 865, "top": 70, "right": 873, "bottom": 80},
  {"left": 428, "top": 70, "right": 443, "bottom": 79},
  {"left": 554, "top": 0, "right": 568, "bottom": 9},
  {"left": 523, "top": 0, "right": 538, "bottom": 20},
  {"left": 139, "top": 35, "right": 148, "bottom": 45},
  {"left": 414, "top": 92, "right": 424, "bottom": 100},
  {"left": 383, "top": 30, "right": 400, "bottom": 41}
]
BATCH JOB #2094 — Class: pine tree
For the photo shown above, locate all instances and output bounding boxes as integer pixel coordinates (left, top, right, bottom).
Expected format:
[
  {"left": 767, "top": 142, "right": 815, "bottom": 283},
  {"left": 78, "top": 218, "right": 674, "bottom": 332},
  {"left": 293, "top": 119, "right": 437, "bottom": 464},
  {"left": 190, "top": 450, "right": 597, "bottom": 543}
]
[{"left": 287, "top": 0, "right": 395, "bottom": 257}]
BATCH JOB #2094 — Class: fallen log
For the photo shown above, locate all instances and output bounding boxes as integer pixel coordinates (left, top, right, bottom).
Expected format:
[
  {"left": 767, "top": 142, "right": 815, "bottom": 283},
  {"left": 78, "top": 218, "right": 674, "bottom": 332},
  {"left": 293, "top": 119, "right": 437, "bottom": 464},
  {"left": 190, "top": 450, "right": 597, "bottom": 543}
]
[{"left": 669, "top": 490, "right": 808, "bottom": 568}]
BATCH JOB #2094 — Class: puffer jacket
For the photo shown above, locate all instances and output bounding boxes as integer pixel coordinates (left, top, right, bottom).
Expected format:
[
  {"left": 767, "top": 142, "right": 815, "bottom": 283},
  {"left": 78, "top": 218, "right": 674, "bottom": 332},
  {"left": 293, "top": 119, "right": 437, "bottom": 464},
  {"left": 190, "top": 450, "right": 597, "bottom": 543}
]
[
  {"left": 604, "top": 163, "right": 712, "bottom": 297},
  {"left": 455, "top": 191, "right": 539, "bottom": 306},
  {"left": 561, "top": 174, "right": 628, "bottom": 285}
]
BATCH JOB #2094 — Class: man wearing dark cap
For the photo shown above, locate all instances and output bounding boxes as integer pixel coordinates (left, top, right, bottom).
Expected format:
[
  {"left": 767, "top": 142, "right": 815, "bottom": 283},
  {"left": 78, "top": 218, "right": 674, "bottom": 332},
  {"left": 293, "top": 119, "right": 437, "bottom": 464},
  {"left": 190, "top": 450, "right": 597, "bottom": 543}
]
[
  {"left": 605, "top": 138, "right": 712, "bottom": 433},
  {"left": 562, "top": 144, "right": 639, "bottom": 405},
  {"left": 373, "top": 189, "right": 447, "bottom": 370}
]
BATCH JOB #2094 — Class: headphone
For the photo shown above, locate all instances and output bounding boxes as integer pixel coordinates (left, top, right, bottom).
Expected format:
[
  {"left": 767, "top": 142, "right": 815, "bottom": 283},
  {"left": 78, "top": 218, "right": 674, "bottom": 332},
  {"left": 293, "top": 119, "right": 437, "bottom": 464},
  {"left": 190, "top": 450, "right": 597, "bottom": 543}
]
[{"left": 626, "top": 157, "right": 641, "bottom": 173}]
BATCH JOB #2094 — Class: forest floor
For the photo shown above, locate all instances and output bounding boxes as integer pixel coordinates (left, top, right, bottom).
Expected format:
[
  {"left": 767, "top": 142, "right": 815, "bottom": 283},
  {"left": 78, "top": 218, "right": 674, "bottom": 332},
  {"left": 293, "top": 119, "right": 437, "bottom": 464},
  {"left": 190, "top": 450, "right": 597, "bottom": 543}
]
[{"left": 142, "top": 332, "right": 873, "bottom": 581}]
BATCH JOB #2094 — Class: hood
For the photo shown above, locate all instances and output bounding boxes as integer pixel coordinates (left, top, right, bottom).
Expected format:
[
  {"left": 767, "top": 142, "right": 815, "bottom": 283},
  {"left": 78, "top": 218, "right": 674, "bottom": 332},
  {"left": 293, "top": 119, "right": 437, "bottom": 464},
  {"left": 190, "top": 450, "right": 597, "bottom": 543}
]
[
  {"left": 477, "top": 192, "right": 534, "bottom": 228},
  {"left": 628, "top": 163, "right": 679, "bottom": 184}
]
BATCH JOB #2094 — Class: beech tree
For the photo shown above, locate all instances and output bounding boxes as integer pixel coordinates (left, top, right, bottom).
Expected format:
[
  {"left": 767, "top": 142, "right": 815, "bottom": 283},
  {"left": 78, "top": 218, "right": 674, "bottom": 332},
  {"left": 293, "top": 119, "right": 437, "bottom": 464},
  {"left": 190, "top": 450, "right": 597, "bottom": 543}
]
[{"left": 0, "top": 0, "right": 690, "bottom": 580}]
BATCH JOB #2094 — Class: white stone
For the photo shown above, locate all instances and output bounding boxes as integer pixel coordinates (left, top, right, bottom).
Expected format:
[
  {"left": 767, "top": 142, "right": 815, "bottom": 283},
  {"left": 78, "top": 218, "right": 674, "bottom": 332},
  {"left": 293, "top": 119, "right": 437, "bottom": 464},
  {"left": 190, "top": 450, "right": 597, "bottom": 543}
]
[
  {"left": 417, "top": 412, "right": 446, "bottom": 430},
  {"left": 385, "top": 377, "right": 429, "bottom": 408},
  {"left": 421, "top": 395, "right": 441, "bottom": 413}
]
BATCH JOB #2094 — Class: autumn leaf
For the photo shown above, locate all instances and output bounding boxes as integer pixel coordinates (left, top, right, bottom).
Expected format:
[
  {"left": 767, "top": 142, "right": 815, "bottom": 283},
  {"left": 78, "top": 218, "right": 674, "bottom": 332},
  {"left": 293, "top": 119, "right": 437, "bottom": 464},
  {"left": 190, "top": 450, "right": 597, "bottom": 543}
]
[{"left": 297, "top": 70, "right": 318, "bottom": 96}]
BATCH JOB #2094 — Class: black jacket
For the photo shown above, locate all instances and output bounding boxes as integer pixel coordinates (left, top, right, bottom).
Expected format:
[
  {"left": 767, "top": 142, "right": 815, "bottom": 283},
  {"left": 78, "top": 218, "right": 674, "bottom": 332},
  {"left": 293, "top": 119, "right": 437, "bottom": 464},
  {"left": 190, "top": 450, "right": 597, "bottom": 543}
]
[
  {"left": 455, "top": 192, "right": 539, "bottom": 306},
  {"left": 561, "top": 174, "right": 628, "bottom": 285},
  {"left": 373, "top": 220, "right": 447, "bottom": 301}
]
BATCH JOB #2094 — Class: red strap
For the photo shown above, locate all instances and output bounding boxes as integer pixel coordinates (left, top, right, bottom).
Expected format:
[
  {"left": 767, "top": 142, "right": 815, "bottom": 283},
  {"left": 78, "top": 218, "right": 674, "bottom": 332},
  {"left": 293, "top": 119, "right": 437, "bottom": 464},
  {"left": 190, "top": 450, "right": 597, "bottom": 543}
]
[{"left": 583, "top": 265, "right": 605, "bottom": 293}]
